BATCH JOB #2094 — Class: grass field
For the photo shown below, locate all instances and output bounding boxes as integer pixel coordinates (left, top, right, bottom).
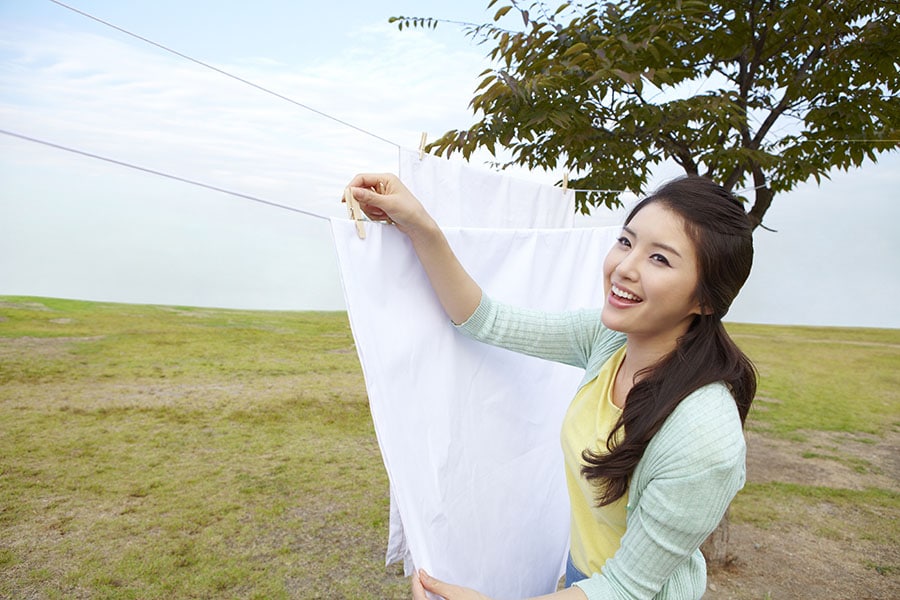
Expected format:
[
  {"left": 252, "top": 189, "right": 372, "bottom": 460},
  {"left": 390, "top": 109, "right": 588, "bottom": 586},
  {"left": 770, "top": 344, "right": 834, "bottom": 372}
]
[{"left": 1, "top": 296, "right": 897, "bottom": 599}]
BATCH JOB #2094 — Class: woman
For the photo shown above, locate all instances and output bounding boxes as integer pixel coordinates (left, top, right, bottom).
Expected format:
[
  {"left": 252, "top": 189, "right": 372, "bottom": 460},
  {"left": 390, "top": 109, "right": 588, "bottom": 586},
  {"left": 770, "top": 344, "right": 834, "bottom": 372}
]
[{"left": 346, "top": 173, "right": 756, "bottom": 600}]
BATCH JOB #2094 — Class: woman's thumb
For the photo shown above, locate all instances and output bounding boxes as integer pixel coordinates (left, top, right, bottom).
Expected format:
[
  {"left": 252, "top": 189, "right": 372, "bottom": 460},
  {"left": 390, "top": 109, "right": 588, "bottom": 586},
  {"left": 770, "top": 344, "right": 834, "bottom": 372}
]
[
  {"left": 418, "top": 569, "right": 448, "bottom": 595},
  {"left": 349, "top": 185, "right": 376, "bottom": 205}
]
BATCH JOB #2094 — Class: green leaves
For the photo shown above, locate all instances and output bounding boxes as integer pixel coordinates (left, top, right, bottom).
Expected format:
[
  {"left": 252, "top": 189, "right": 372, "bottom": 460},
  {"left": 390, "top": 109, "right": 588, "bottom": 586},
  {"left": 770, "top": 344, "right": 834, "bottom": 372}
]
[
  {"left": 493, "top": 5, "right": 513, "bottom": 21},
  {"left": 395, "top": 0, "right": 900, "bottom": 223},
  {"left": 388, "top": 16, "right": 439, "bottom": 31}
]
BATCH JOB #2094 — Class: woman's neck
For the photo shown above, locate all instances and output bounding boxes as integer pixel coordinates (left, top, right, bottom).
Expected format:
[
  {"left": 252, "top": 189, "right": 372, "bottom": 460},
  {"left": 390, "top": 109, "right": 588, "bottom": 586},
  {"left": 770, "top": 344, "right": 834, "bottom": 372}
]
[
  {"left": 612, "top": 335, "right": 678, "bottom": 408},
  {"left": 625, "top": 333, "right": 679, "bottom": 375}
]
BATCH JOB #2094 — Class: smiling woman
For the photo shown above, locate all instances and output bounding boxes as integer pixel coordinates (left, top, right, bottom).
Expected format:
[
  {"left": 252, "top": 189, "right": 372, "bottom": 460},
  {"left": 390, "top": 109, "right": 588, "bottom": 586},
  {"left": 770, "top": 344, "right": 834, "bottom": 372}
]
[
  {"left": 601, "top": 203, "right": 705, "bottom": 355},
  {"left": 347, "top": 172, "right": 756, "bottom": 599}
]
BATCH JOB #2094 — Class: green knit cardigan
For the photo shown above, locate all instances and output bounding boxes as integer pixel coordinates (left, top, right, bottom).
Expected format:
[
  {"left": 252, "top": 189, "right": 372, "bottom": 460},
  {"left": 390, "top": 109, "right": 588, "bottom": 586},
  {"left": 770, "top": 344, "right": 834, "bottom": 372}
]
[{"left": 457, "top": 294, "right": 747, "bottom": 600}]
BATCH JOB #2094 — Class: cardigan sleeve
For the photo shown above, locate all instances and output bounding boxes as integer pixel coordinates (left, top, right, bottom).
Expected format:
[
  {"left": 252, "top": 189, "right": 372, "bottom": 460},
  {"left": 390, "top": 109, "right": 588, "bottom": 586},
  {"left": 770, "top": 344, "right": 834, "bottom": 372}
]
[
  {"left": 455, "top": 293, "right": 623, "bottom": 371},
  {"left": 573, "top": 384, "right": 747, "bottom": 599}
]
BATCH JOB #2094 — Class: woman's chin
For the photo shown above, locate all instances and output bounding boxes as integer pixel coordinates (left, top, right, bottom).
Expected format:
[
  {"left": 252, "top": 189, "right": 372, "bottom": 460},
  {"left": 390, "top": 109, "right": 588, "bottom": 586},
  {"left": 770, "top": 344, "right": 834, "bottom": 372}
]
[{"left": 600, "top": 307, "right": 625, "bottom": 333}]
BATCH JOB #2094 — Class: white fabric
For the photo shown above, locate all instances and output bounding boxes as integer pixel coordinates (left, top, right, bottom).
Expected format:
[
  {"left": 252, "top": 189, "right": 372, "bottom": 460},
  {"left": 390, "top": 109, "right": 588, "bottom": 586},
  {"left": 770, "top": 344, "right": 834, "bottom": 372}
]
[
  {"left": 399, "top": 148, "right": 575, "bottom": 229},
  {"left": 330, "top": 218, "right": 619, "bottom": 598}
]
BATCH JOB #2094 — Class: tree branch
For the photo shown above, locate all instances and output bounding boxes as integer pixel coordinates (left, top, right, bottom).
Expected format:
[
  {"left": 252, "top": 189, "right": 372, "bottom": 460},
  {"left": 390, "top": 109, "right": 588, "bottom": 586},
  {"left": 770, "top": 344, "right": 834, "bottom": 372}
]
[{"left": 752, "top": 44, "right": 826, "bottom": 148}]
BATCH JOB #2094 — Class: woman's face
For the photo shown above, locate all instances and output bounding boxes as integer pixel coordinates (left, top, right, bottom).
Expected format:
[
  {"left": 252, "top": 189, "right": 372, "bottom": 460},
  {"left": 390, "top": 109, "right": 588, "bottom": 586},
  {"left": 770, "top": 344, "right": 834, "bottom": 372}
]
[{"left": 601, "top": 202, "right": 703, "bottom": 350}]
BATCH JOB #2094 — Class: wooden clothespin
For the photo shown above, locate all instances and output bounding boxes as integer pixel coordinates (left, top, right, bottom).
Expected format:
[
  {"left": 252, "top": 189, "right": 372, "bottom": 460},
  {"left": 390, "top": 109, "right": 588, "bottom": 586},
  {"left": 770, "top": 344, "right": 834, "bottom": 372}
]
[
  {"left": 343, "top": 187, "right": 366, "bottom": 239},
  {"left": 562, "top": 171, "right": 569, "bottom": 193},
  {"left": 418, "top": 131, "right": 427, "bottom": 160}
]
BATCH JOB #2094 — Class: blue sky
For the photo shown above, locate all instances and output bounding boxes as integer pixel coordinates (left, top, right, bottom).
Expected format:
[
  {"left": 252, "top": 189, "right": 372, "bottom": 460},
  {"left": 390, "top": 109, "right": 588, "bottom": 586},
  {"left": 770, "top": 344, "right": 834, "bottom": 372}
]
[{"left": 1, "top": 0, "right": 898, "bottom": 327}]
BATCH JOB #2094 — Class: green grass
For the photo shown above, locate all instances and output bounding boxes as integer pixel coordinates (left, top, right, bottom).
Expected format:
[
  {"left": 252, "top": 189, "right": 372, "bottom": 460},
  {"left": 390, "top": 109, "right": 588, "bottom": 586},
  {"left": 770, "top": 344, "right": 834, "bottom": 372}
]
[
  {"left": 1, "top": 297, "right": 898, "bottom": 598},
  {"left": 724, "top": 322, "right": 899, "bottom": 588},
  {"left": 0, "top": 296, "right": 405, "bottom": 599},
  {"left": 726, "top": 322, "right": 900, "bottom": 437},
  {"left": 733, "top": 482, "right": 896, "bottom": 534}
]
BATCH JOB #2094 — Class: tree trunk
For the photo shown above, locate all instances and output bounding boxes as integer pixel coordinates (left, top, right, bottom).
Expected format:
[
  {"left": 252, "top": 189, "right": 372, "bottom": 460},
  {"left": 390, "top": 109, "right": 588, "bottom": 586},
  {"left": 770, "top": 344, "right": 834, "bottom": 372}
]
[
  {"left": 747, "top": 168, "right": 775, "bottom": 231},
  {"left": 701, "top": 509, "right": 731, "bottom": 567}
]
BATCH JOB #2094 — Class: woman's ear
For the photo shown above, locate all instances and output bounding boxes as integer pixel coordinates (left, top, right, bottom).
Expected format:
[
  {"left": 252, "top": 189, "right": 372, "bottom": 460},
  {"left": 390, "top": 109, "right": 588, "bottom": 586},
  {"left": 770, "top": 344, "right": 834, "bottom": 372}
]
[{"left": 691, "top": 296, "right": 714, "bottom": 316}]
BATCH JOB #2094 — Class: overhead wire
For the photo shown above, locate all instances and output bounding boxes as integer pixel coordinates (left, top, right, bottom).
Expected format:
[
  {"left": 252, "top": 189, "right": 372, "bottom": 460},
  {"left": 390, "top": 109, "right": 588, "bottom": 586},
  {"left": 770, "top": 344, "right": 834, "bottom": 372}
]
[
  {"left": 47, "top": 0, "right": 400, "bottom": 150},
  {"left": 0, "top": 129, "right": 329, "bottom": 221}
]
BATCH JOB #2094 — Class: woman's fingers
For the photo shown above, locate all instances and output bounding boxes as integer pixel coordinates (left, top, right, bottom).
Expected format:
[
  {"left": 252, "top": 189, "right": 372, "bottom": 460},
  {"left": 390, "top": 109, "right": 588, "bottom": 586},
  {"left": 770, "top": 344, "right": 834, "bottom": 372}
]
[
  {"left": 415, "top": 569, "right": 492, "bottom": 600},
  {"left": 342, "top": 174, "right": 393, "bottom": 220},
  {"left": 351, "top": 186, "right": 401, "bottom": 225},
  {"left": 348, "top": 185, "right": 383, "bottom": 210},
  {"left": 411, "top": 569, "right": 431, "bottom": 600},
  {"left": 347, "top": 172, "right": 393, "bottom": 191},
  {"left": 342, "top": 173, "right": 434, "bottom": 233}
]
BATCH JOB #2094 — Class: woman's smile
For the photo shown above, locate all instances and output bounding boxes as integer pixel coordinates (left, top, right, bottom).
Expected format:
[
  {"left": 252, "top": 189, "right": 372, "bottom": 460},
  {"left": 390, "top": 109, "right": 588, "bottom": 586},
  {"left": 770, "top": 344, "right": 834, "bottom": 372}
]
[
  {"left": 609, "top": 283, "right": 643, "bottom": 304},
  {"left": 601, "top": 202, "right": 702, "bottom": 350}
]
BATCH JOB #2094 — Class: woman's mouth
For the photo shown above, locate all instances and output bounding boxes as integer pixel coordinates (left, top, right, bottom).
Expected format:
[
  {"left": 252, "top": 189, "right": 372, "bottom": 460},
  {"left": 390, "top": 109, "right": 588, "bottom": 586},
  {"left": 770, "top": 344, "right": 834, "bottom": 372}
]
[{"left": 611, "top": 284, "right": 642, "bottom": 303}]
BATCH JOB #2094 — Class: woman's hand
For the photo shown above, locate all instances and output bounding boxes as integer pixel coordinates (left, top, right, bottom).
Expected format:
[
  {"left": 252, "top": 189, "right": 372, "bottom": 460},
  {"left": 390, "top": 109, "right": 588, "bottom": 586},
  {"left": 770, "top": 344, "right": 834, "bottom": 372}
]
[
  {"left": 345, "top": 173, "right": 436, "bottom": 237},
  {"left": 411, "top": 569, "right": 494, "bottom": 600},
  {"left": 411, "top": 568, "right": 588, "bottom": 600},
  {"left": 343, "top": 172, "right": 481, "bottom": 324}
]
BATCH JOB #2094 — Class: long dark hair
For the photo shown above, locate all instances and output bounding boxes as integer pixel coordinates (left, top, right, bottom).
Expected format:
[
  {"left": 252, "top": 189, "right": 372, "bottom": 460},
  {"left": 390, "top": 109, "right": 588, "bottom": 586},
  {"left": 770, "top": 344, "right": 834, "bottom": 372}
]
[{"left": 582, "top": 176, "right": 757, "bottom": 506}]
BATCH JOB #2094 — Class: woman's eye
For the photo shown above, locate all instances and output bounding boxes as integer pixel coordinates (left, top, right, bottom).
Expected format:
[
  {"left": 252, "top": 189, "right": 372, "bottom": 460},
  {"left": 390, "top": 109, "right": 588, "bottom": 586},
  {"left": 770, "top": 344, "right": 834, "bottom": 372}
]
[
  {"left": 651, "top": 253, "right": 671, "bottom": 266},
  {"left": 616, "top": 236, "right": 632, "bottom": 248}
]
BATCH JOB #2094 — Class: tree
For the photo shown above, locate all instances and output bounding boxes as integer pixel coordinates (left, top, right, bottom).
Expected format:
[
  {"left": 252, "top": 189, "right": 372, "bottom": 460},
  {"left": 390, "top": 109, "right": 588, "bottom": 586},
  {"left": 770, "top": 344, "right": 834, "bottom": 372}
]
[{"left": 392, "top": 0, "right": 899, "bottom": 229}]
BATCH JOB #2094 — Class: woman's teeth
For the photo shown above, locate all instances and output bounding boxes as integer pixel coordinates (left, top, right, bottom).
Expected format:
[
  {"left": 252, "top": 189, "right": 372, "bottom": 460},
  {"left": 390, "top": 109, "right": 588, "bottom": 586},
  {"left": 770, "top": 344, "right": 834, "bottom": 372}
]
[{"left": 612, "top": 284, "right": 641, "bottom": 302}]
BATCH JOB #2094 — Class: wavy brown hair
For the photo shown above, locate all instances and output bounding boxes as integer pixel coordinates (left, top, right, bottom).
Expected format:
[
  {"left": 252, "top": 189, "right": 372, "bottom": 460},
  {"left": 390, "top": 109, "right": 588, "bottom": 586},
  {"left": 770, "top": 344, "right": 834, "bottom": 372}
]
[{"left": 582, "top": 176, "right": 757, "bottom": 506}]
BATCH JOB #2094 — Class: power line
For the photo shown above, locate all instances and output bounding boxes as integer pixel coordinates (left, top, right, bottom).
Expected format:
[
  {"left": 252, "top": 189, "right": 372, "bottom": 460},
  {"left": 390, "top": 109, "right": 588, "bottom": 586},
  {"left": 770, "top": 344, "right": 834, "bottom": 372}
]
[
  {"left": 0, "top": 129, "right": 330, "bottom": 221},
  {"left": 47, "top": 0, "right": 400, "bottom": 149}
]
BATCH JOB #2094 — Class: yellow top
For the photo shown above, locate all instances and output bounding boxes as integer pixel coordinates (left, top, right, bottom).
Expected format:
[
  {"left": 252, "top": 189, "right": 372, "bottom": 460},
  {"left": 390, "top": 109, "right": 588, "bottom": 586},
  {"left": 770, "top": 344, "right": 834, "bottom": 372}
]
[{"left": 560, "top": 345, "right": 628, "bottom": 576}]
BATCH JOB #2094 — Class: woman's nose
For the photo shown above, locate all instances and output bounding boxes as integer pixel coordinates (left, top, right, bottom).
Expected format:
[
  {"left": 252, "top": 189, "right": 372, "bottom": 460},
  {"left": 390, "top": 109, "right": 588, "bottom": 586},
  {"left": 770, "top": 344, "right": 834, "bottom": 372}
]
[{"left": 614, "top": 252, "right": 639, "bottom": 281}]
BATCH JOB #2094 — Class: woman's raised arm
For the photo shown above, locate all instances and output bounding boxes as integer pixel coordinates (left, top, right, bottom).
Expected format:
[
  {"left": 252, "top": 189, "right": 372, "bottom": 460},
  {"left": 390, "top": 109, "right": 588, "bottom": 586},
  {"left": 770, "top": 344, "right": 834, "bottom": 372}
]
[{"left": 347, "top": 173, "right": 481, "bottom": 325}]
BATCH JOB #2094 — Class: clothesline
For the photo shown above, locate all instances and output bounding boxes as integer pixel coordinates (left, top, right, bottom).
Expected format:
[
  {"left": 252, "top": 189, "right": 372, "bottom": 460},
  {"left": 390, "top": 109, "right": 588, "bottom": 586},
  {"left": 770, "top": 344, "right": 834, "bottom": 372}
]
[
  {"left": 0, "top": 127, "right": 809, "bottom": 225},
  {"left": 0, "top": 129, "right": 330, "bottom": 222},
  {"left": 2, "top": 128, "right": 589, "bottom": 223},
  {"left": 47, "top": 0, "right": 399, "bottom": 150}
]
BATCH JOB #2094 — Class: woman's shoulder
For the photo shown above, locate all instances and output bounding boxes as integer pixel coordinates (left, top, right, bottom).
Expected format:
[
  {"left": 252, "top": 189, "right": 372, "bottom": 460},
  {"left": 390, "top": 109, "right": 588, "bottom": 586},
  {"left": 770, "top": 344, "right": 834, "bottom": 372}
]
[
  {"left": 670, "top": 383, "right": 744, "bottom": 441},
  {"left": 675, "top": 382, "right": 743, "bottom": 422},
  {"left": 646, "top": 383, "right": 746, "bottom": 470}
]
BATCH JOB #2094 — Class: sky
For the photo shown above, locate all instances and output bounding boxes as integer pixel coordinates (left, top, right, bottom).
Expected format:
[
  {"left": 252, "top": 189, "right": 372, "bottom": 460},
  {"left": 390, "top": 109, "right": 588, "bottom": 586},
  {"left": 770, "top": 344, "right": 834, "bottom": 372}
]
[{"left": 1, "top": 0, "right": 898, "bottom": 328}]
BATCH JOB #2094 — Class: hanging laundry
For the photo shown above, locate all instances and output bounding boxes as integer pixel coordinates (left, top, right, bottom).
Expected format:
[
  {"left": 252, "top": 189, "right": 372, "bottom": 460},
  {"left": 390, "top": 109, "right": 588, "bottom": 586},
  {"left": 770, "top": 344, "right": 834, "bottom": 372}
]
[
  {"left": 399, "top": 149, "right": 575, "bottom": 229},
  {"left": 331, "top": 212, "right": 618, "bottom": 598}
]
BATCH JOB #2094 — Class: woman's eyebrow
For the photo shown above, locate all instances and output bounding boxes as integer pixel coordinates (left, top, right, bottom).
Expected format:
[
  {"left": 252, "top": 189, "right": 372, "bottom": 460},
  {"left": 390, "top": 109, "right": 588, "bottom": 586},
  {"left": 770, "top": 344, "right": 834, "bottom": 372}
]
[{"left": 622, "top": 225, "right": 683, "bottom": 258}]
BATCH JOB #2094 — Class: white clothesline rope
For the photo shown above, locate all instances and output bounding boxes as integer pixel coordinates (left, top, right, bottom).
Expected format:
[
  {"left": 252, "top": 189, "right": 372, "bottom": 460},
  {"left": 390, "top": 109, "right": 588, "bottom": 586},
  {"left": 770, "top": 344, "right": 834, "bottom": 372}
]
[{"left": 0, "top": 129, "right": 330, "bottom": 221}]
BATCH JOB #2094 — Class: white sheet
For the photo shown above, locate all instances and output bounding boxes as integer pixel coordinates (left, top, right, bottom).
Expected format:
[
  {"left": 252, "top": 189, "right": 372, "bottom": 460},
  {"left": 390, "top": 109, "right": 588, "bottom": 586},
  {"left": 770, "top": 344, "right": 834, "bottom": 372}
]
[
  {"left": 399, "top": 149, "right": 575, "bottom": 229},
  {"left": 330, "top": 219, "right": 618, "bottom": 598}
]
